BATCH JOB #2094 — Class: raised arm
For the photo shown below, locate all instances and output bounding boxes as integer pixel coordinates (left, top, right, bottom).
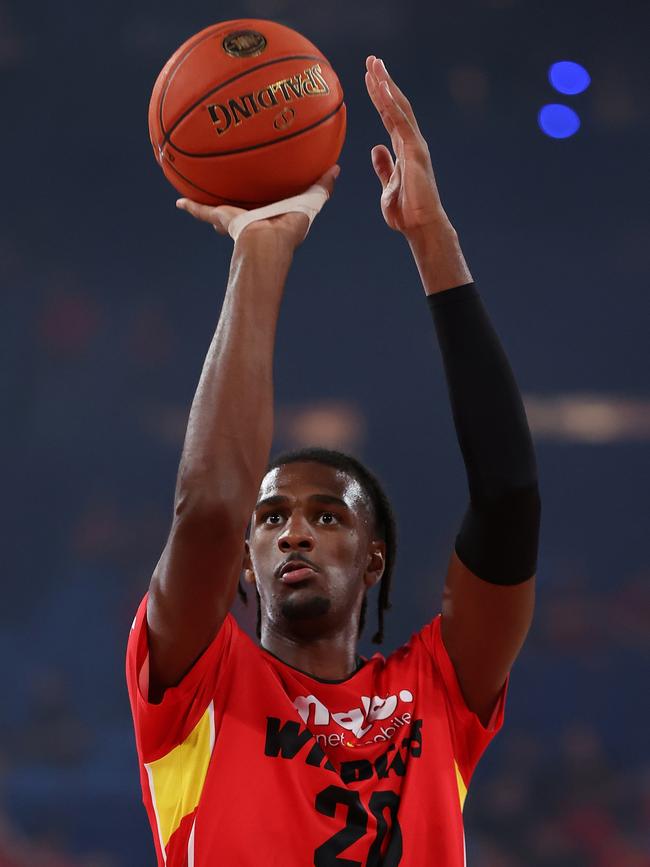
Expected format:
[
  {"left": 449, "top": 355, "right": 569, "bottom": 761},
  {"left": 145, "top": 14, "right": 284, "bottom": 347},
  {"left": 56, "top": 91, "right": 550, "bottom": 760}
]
[
  {"left": 146, "top": 172, "right": 338, "bottom": 702},
  {"left": 365, "top": 57, "right": 540, "bottom": 725}
]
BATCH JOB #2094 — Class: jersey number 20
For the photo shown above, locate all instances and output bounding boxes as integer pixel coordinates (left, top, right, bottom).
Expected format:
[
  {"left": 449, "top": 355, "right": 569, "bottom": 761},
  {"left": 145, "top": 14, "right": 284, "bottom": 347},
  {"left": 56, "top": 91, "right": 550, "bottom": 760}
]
[{"left": 314, "top": 785, "right": 403, "bottom": 866}]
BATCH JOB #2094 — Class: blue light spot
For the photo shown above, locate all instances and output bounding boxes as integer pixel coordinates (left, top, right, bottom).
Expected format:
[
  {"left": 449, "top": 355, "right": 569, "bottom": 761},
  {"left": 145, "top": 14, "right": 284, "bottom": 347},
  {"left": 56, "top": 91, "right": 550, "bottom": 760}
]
[
  {"left": 549, "top": 61, "right": 591, "bottom": 95},
  {"left": 538, "top": 104, "right": 581, "bottom": 139}
]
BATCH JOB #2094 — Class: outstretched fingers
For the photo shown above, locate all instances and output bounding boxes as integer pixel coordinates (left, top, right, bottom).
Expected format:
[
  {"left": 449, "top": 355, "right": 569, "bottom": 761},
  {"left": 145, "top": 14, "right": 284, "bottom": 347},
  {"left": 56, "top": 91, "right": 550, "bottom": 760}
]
[
  {"left": 365, "top": 71, "right": 418, "bottom": 153},
  {"left": 365, "top": 70, "right": 399, "bottom": 139},
  {"left": 366, "top": 56, "right": 421, "bottom": 134},
  {"left": 379, "top": 79, "right": 414, "bottom": 148},
  {"left": 176, "top": 199, "right": 242, "bottom": 234}
]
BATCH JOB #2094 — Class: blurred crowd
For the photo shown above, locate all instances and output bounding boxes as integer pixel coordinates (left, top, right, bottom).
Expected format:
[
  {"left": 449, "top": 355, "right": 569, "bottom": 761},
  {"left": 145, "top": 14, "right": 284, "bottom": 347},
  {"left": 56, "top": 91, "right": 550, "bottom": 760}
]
[{"left": 469, "top": 724, "right": 650, "bottom": 866}]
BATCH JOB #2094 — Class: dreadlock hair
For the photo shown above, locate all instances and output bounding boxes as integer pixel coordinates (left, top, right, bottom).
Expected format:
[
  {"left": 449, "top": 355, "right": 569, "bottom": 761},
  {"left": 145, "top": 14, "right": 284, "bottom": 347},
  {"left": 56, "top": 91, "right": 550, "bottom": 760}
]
[{"left": 237, "top": 447, "right": 397, "bottom": 645}]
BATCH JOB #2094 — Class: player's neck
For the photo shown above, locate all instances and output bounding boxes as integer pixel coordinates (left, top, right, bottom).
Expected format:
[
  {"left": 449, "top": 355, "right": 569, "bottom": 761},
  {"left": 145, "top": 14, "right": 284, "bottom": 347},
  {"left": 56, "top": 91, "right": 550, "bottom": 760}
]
[{"left": 260, "top": 623, "right": 361, "bottom": 681}]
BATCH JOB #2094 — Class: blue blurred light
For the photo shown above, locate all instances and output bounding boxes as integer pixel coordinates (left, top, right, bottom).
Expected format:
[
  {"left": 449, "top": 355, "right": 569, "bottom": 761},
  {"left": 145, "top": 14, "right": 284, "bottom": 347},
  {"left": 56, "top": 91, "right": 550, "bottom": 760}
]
[
  {"left": 538, "top": 104, "right": 581, "bottom": 139},
  {"left": 549, "top": 61, "right": 591, "bottom": 95}
]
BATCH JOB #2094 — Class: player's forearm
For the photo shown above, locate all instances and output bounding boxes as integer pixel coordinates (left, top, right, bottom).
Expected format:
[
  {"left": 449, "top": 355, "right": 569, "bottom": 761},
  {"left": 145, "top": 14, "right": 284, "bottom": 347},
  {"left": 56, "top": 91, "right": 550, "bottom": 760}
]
[
  {"left": 175, "top": 233, "right": 293, "bottom": 524},
  {"left": 429, "top": 283, "right": 540, "bottom": 584},
  {"left": 408, "top": 220, "right": 473, "bottom": 296}
]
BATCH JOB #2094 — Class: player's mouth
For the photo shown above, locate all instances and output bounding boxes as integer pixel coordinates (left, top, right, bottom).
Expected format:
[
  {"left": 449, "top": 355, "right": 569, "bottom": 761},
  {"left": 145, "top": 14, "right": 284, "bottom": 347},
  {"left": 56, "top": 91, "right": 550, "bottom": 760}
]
[{"left": 277, "top": 557, "right": 320, "bottom": 585}]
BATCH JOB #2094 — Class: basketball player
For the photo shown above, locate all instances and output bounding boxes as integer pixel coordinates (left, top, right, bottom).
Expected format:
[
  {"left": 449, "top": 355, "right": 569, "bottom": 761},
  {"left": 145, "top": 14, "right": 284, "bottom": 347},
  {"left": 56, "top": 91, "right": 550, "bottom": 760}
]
[{"left": 126, "top": 56, "right": 540, "bottom": 865}]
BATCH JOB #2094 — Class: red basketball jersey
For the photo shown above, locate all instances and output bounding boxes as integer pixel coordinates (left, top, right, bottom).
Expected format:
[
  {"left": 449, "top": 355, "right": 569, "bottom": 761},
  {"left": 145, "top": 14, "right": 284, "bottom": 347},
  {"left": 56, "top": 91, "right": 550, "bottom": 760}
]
[{"left": 126, "top": 595, "right": 506, "bottom": 866}]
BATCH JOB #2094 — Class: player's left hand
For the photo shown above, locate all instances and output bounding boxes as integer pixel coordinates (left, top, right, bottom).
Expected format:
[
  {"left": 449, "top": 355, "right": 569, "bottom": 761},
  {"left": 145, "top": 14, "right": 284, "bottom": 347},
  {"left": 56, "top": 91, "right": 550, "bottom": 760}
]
[{"left": 365, "top": 56, "right": 451, "bottom": 239}]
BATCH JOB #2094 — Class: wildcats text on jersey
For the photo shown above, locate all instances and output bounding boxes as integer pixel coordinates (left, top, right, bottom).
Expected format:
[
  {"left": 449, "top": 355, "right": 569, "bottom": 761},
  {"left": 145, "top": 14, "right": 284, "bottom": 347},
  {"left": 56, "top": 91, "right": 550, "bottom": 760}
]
[{"left": 265, "top": 715, "right": 423, "bottom": 781}]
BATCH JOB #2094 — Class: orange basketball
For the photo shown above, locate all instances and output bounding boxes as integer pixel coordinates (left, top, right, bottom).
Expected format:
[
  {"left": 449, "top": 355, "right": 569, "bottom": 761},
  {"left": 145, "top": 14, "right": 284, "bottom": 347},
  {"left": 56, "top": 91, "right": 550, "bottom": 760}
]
[{"left": 148, "top": 19, "right": 346, "bottom": 207}]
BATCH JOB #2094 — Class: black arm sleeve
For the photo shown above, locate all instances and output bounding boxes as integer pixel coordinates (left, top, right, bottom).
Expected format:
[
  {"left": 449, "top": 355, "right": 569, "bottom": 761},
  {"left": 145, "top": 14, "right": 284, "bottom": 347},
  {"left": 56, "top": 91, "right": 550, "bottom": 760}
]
[{"left": 428, "top": 282, "right": 541, "bottom": 585}]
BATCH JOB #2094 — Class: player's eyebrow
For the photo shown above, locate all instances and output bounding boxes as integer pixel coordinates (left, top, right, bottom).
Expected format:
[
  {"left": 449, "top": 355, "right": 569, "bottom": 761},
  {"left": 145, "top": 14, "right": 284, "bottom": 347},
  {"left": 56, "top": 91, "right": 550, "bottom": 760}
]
[
  {"left": 309, "top": 494, "right": 350, "bottom": 510},
  {"left": 254, "top": 493, "right": 350, "bottom": 511},
  {"left": 254, "top": 495, "right": 288, "bottom": 510}
]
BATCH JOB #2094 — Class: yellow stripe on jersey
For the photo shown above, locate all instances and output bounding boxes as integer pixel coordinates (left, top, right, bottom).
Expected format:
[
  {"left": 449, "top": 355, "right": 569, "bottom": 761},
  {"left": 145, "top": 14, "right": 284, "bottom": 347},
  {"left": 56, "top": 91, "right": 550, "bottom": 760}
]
[
  {"left": 145, "top": 702, "right": 215, "bottom": 850},
  {"left": 454, "top": 760, "right": 468, "bottom": 811}
]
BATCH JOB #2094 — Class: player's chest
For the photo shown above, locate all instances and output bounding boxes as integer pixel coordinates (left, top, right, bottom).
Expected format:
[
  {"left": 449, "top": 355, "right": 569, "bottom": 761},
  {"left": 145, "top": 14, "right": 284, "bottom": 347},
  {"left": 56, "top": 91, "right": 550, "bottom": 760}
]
[
  {"left": 214, "top": 658, "right": 453, "bottom": 779},
  {"left": 198, "top": 668, "right": 459, "bottom": 867}
]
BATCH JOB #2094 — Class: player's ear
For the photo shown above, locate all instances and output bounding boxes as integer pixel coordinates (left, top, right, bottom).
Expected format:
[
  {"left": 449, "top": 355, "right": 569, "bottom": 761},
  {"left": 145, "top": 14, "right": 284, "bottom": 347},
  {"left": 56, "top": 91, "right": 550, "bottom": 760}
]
[
  {"left": 242, "top": 539, "right": 255, "bottom": 585},
  {"left": 364, "top": 540, "right": 386, "bottom": 588}
]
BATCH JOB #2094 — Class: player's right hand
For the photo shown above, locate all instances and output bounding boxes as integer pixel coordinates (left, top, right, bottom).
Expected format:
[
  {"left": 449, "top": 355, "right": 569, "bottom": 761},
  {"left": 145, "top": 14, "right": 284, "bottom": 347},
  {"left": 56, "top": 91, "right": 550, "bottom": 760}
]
[{"left": 176, "top": 165, "right": 339, "bottom": 250}]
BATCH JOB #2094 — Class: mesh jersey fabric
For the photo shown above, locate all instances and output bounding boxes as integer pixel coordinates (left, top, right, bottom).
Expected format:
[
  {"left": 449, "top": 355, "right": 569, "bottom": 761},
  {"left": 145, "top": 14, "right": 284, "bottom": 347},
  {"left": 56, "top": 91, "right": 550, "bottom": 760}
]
[{"left": 126, "top": 594, "right": 506, "bottom": 866}]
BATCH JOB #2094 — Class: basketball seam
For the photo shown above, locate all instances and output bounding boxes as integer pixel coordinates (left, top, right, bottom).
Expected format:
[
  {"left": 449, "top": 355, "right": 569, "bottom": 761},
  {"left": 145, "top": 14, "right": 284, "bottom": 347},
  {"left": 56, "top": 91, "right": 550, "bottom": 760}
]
[
  {"left": 167, "top": 99, "right": 345, "bottom": 158},
  {"left": 155, "top": 20, "right": 263, "bottom": 141},
  {"left": 165, "top": 107, "right": 345, "bottom": 201},
  {"left": 164, "top": 159, "right": 267, "bottom": 205},
  {"left": 159, "top": 53, "right": 328, "bottom": 148}
]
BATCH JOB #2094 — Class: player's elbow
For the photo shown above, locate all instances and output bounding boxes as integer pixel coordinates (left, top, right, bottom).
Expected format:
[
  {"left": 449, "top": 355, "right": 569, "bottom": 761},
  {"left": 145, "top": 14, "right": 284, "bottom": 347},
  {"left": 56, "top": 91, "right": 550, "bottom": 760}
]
[
  {"left": 458, "top": 484, "right": 541, "bottom": 586},
  {"left": 173, "top": 485, "right": 251, "bottom": 540},
  {"left": 174, "top": 461, "right": 256, "bottom": 530}
]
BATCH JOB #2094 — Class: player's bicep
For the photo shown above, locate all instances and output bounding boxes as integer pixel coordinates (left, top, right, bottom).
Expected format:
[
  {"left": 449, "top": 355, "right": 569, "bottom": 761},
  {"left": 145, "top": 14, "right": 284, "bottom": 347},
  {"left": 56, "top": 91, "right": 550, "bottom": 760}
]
[
  {"left": 147, "top": 507, "right": 246, "bottom": 701},
  {"left": 440, "top": 551, "right": 535, "bottom": 726}
]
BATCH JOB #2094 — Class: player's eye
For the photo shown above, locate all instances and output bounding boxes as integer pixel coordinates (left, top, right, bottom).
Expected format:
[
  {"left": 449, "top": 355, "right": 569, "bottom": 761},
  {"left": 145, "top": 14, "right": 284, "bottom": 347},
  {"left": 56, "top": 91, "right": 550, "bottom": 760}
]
[
  {"left": 317, "top": 512, "right": 337, "bottom": 525},
  {"left": 264, "top": 512, "right": 283, "bottom": 525}
]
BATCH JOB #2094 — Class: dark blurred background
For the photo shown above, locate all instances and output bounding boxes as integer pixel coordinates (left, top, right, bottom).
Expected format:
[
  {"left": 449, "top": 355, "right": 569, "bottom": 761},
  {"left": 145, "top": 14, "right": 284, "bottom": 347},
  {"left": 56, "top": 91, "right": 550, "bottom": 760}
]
[{"left": 2, "top": 0, "right": 649, "bottom": 864}]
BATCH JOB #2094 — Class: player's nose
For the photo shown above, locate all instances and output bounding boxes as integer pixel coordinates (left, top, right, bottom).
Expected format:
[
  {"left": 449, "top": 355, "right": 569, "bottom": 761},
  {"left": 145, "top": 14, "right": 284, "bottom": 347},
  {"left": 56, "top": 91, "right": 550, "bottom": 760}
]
[{"left": 277, "top": 513, "right": 314, "bottom": 551}]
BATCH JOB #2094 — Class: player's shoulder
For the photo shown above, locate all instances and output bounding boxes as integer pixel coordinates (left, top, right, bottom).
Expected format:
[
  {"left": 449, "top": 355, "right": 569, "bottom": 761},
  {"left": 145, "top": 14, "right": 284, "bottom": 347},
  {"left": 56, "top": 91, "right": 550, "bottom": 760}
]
[{"left": 371, "top": 614, "right": 442, "bottom": 672}]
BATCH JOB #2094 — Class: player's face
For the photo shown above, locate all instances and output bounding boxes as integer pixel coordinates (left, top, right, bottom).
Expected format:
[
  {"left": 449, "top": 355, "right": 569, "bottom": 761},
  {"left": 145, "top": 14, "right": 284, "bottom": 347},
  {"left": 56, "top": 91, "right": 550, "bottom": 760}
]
[{"left": 245, "top": 462, "right": 384, "bottom": 639}]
